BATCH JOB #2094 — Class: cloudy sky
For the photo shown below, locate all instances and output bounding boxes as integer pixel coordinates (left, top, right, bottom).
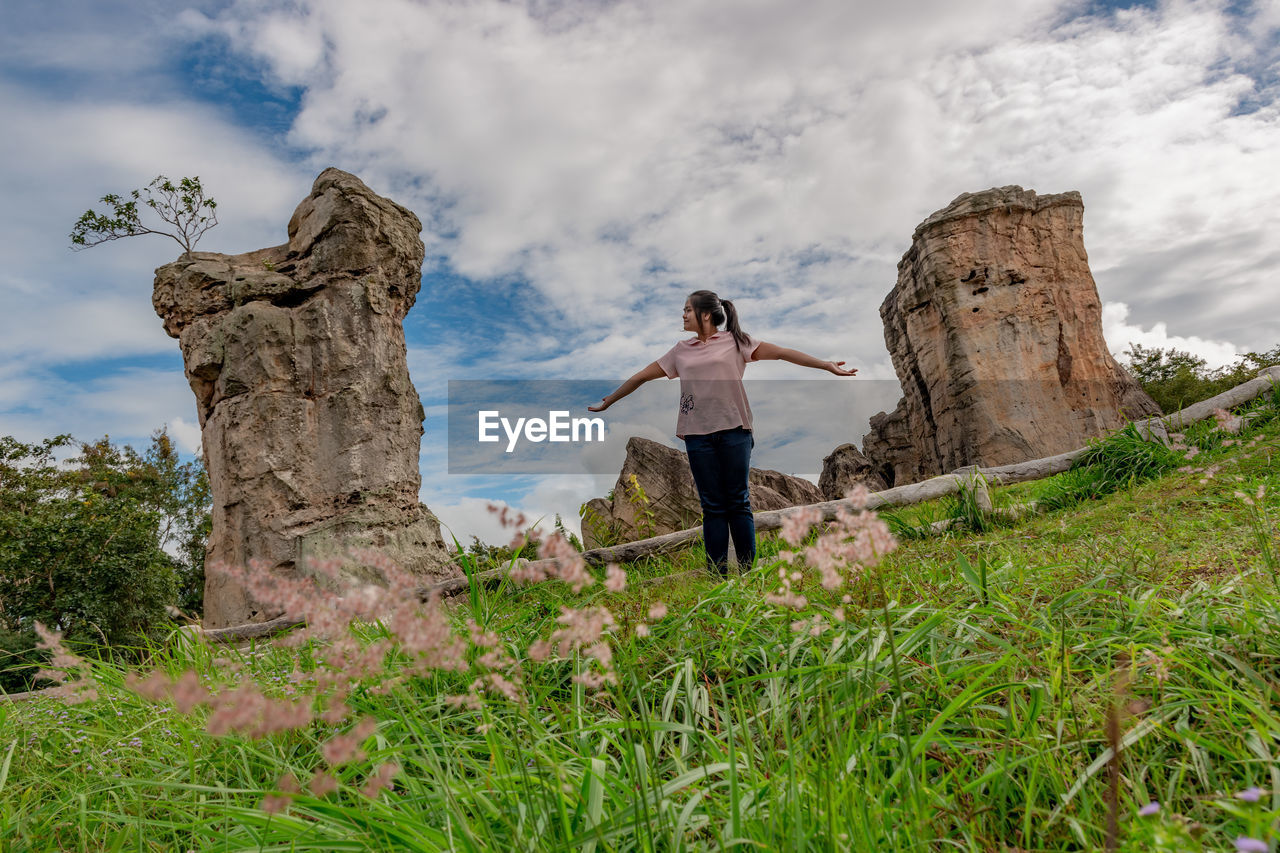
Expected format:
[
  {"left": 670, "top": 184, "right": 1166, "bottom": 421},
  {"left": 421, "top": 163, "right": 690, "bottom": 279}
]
[{"left": 2, "top": 0, "right": 1277, "bottom": 546}]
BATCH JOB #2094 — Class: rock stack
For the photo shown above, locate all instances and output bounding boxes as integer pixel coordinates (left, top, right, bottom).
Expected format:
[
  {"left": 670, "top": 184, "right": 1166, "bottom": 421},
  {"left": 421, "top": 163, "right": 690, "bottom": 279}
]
[
  {"left": 153, "top": 169, "right": 455, "bottom": 628},
  {"left": 858, "top": 186, "right": 1159, "bottom": 487}
]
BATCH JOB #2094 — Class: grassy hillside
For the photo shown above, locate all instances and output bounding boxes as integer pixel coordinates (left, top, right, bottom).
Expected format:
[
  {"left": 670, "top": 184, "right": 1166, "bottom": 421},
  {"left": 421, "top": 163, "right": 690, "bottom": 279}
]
[{"left": 3, "top": 406, "right": 1278, "bottom": 851}]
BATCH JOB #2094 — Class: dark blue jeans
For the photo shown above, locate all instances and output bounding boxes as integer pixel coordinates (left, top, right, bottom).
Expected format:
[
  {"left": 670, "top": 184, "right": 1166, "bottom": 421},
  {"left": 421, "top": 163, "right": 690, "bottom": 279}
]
[{"left": 684, "top": 426, "right": 755, "bottom": 573}]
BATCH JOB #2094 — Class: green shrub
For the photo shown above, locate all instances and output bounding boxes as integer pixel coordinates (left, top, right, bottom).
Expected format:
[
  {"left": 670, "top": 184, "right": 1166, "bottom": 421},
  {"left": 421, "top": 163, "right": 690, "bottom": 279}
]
[
  {"left": 1036, "top": 424, "right": 1184, "bottom": 511},
  {"left": 1125, "top": 343, "right": 1280, "bottom": 413},
  {"left": 0, "top": 431, "right": 208, "bottom": 688},
  {"left": 0, "top": 625, "right": 40, "bottom": 694}
]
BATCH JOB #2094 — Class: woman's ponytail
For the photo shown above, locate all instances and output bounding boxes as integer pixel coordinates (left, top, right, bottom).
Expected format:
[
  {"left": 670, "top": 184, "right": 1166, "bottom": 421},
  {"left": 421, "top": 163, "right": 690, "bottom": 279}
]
[{"left": 720, "top": 299, "right": 748, "bottom": 348}]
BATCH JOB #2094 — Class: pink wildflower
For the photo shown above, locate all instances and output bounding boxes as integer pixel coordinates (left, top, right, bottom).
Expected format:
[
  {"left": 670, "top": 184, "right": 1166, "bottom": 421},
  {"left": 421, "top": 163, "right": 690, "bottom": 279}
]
[
  {"left": 509, "top": 559, "right": 550, "bottom": 584},
  {"left": 309, "top": 772, "right": 339, "bottom": 797},
  {"left": 538, "top": 532, "right": 593, "bottom": 592},
  {"left": 550, "top": 606, "right": 616, "bottom": 657},
  {"left": 527, "top": 640, "right": 552, "bottom": 662},
  {"left": 844, "top": 484, "right": 872, "bottom": 509},
  {"left": 635, "top": 623, "right": 651, "bottom": 638},
  {"left": 647, "top": 602, "right": 668, "bottom": 620},
  {"left": 31, "top": 622, "right": 97, "bottom": 704},
  {"left": 765, "top": 566, "right": 808, "bottom": 610},
  {"left": 488, "top": 503, "right": 528, "bottom": 532},
  {"left": 791, "top": 615, "right": 825, "bottom": 636},
  {"left": 1139, "top": 648, "right": 1172, "bottom": 684},
  {"left": 571, "top": 669, "right": 617, "bottom": 689},
  {"left": 604, "top": 563, "right": 627, "bottom": 592},
  {"left": 467, "top": 620, "right": 500, "bottom": 648},
  {"left": 445, "top": 693, "right": 482, "bottom": 711},
  {"left": 260, "top": 794, "right": 290, "bottom": 815},
  {"left": 586, "top": 641, "right": 613, "bottom": 668},
  {"left": 780, "top": 505, "right": 823, "bottom": 546},
  {"left": 484, "top": 671, "right": 523, "bottom": 703},
  {"left": 360, "top": 762, "right": 400, "bottom": 799}
]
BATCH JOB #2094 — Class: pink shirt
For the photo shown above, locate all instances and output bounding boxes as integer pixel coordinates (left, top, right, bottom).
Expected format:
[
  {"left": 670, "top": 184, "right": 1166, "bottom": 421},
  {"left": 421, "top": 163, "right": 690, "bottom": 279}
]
[{"left": 657, "top": 331, "right": 762, "bottom": 438}]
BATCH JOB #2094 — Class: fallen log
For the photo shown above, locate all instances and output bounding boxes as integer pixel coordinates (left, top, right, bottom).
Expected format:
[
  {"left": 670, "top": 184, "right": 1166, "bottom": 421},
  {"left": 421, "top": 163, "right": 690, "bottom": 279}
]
[
  {"left": 1139, "top": 365, "right": 1280, "bottom": 432},
  {"left": 200, "top": 615, "right": 305, "bottom": 643}
]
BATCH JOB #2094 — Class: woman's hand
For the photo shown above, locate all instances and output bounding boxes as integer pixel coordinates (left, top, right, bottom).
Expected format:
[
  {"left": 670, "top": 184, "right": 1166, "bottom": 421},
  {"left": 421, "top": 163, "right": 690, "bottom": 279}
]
[
  {"left": 826, "top": 361, "right": 857, "bottom": 377},
  {"left": 588, "top": 362, "right": 666, "bottom": 413}
]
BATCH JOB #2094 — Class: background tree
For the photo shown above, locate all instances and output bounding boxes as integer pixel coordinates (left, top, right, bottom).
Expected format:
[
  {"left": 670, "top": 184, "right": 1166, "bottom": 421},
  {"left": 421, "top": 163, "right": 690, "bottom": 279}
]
[
  {"left": 1125, "top": 343, "right": 1280, "bottom": 413},
  {"left": 0, "top": 431, "right": 210, "bottom": 691},
  {"left": 70, "top": 175, "right": 217, "bottom": 256}
]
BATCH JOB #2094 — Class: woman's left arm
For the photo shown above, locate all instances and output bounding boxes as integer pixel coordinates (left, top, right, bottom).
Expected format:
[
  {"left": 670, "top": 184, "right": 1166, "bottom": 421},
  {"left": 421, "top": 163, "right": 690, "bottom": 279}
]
[{"left": 752, "top": 341, "right": 857, "bottom": 376}]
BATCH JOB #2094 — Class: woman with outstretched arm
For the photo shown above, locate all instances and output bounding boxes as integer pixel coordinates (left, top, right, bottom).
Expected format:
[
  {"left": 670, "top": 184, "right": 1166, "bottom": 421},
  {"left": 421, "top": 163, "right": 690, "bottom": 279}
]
[{"left": 588, "top": 289, "right": 857, "bottom": 575}]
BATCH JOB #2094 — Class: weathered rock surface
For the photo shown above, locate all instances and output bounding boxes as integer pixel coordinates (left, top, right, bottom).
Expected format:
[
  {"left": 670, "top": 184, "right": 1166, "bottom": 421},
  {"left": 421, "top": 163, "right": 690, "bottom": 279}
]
[
  {"left": 818, "top": 443, "right": 888, "bottom": 500},
  {"left": 154, "top": 168, "right": 454, "bottom": 628},
  {"left": 861, "top": 186, "right": 1160, "bottom": 487},
  {"left": 580, "top": 437, "right": 822, "bottom": 548}
]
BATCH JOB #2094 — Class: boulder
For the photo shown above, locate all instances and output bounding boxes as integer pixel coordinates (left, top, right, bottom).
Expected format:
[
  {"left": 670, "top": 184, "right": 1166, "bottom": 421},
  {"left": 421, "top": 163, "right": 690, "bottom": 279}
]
[
  {"left": 818, "top": 443, "right": 888, "bottom": 500},
  {"left": 153, "top": 168, "right": 455, "bottom": 628},
  {"left": 581, "top": 436, "right": 822, "bottom": 547},
  {"left": 861, "top": 186, "right": 1160, "bottom": 486}
]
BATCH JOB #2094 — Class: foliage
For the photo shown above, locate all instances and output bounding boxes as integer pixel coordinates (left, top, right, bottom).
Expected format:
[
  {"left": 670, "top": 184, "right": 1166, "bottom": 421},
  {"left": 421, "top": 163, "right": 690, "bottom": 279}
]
[
  {"left": 553, "top": 513, "right": 583, "bottom": 551},
  {"left": 1031, "top": 423, "right": 1185, "bottom": 513},
  {"left": 1125, "top": 342, "right": 1280, "bottom": 414},
  {"left": 0, "top": 626, "right": 38, "bottom": 694},
  {"left": 626, "top": 472, "right": 658, "bottom": 539},
  {"left": 459, "top": 528, "right": 543, "bottom": 570},
  {"left": 944, "top": 469, "right": 993, "bottom": 533},
  {"left": 0, "top": 431, "right": 209, "bottom": 690},
  {"left": 70, "top": 175, "right": 218, "bottom": 256},
  {"left": 579, "top": 500, "right": 622, "bottom": 549}
]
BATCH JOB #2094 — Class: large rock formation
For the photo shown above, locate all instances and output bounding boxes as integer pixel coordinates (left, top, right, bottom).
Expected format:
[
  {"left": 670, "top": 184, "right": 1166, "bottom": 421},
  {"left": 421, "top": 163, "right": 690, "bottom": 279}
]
[
  {"left": 581, "top": 437, "right": 822, "bottom": 548},
  {"left": 818, "top": 443, "right": 888, "bottom": 500},
  {"left": 861, "top": 186, "right": 1160, "bottom": 487},
  {"left": 154, "top": 168, "right": 455, "bottom": 628}
]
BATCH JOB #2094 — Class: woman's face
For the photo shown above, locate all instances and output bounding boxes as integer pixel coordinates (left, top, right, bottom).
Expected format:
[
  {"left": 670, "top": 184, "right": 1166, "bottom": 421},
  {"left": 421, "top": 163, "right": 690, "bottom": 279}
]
[{"left": 683, "top": 299, "right": 709, "bottom": 334}]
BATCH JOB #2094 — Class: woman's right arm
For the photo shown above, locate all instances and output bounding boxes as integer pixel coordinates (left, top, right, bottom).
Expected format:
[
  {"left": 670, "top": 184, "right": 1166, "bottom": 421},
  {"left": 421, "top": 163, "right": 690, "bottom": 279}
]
[{"left": 588, "top": 361, "right": 667, "bottom": 412}]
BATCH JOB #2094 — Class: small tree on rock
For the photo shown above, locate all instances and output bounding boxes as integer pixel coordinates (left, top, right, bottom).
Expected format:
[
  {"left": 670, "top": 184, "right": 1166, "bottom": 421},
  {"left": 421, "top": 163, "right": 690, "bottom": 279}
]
[{"left": 70, "top": 175, "right": 217, "bottom": 256}]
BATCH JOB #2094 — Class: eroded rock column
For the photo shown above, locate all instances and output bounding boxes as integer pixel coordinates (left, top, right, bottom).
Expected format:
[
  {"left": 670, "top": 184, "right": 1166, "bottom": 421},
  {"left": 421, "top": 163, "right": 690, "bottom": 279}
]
[
  {"left": 861, "top": 186, "right": 1160, "bottom": 487},
  {"left": 154, "top": 168, "right": 455, "bottom": 628}
]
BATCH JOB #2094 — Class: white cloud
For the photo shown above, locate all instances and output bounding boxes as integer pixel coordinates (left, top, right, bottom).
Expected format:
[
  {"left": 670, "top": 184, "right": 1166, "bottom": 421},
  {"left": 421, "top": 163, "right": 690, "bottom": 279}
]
[
  {"left": 430, "top": 491, "right": 580, "bottom": 550},
  {"left": 1102, "top": 301, "right": 1241, "bottom": 369},
  {"left": 168, "top": 416, "right": 203, "bottom": 454},
  {"left": 204, "top": 0, "right": 1278, "bottom": 360}
]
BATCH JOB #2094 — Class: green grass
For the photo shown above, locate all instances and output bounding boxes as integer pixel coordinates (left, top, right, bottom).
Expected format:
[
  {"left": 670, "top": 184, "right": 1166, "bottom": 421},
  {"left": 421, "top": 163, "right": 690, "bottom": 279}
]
[{"left": 3, "top": 416, "right": 1279, "bottom": 851}]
